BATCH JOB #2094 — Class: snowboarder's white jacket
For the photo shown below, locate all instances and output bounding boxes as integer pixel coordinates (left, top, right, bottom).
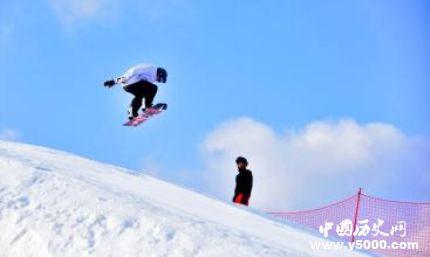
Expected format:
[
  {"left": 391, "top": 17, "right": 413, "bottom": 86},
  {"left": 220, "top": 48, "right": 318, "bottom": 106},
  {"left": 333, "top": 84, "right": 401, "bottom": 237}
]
[{"left": 116, "top": 64, "right": 158, "bottom": 86}]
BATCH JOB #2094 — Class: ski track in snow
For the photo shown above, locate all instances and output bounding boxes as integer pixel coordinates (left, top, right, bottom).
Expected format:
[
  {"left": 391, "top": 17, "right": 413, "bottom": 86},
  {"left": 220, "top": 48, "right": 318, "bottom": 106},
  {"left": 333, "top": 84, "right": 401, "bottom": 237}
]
[{"left": 0, "top": 141, "right": 374, "bottom": 257}]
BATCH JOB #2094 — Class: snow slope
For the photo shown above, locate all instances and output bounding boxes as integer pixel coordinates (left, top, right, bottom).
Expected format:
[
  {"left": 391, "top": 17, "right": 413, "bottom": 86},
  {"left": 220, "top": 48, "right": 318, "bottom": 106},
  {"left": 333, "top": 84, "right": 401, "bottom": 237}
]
[{"left": 0, "top": 141, "right": 371, "bottom": 257}]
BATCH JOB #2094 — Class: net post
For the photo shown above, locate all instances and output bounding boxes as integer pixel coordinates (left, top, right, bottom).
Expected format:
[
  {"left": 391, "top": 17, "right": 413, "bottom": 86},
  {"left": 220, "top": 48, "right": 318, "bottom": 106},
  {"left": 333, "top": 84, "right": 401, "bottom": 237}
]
[{"left": 351, "top": 187, "right": 362, "bottom": 242}]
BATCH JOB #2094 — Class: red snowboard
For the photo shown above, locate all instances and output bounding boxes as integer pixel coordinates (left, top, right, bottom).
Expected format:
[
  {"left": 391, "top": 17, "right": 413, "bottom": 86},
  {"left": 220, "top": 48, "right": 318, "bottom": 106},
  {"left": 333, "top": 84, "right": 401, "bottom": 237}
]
[{"left": 123, "top": 103, "right": 167, "bottom": 127}]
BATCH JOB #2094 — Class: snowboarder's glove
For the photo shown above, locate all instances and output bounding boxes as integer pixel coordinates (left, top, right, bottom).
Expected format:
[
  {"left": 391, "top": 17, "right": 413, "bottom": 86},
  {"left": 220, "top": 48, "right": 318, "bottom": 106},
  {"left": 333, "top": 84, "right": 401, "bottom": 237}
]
[{"left": 104, "top": 79, "right": 116, "bottom": 88}]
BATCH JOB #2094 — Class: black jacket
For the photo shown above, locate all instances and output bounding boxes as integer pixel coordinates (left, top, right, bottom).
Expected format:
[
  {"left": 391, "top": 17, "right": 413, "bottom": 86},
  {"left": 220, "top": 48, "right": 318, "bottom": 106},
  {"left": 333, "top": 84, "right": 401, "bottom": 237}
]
[{"left": 233, "top": 168, "right": 253, "bottom": 199}]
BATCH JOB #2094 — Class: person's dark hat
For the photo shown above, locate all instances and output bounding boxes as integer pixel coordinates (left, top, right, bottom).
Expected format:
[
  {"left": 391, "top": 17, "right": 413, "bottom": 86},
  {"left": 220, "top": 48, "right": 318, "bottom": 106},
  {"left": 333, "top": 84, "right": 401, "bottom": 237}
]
[
  {"left": 235, "top": 156, "right": 248, "bottom": 165},
  {"left": 157, "top": 67, "right": 168, "bottom": 83}
]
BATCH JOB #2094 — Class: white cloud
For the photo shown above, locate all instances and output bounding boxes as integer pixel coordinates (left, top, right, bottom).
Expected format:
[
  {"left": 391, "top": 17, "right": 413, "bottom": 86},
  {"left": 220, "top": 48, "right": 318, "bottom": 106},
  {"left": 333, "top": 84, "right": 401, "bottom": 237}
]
[
  {"left": 49, "top": 0, "right": 192, "bottom": 28},
  {"left": 0, "top": 129, "right": 20, "bottom": 142},
  {"left": 201, "top": 118, "right": 430, "bottom": 210},
  {"left": 49, "top": 0, "right": 118, "bottom": 27}
]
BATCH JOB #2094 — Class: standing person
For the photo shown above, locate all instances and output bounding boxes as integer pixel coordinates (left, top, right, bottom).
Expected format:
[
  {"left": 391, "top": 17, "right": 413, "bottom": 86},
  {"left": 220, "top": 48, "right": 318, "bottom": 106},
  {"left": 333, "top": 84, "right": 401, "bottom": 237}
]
[
  {"left": 233, "top": 156, "right": 253, "bottom": 206},
  {"left": 104, "top": 64, "right": 168, "bottom": 120}
]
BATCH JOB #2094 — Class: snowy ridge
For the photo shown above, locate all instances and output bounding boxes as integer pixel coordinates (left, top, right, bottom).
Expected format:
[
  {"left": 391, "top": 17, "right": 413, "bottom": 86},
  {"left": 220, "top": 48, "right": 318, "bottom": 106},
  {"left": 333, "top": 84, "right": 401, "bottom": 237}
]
[{"left": 0, "top": 141, "right": 371, "bottom": 257}]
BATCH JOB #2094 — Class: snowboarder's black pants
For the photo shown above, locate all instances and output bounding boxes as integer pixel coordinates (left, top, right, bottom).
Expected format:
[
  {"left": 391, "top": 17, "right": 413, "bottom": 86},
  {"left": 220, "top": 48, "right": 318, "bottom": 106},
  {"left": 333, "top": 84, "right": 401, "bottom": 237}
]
[{"left": 123, "top": 80, "right": 158, "bottom": 116}]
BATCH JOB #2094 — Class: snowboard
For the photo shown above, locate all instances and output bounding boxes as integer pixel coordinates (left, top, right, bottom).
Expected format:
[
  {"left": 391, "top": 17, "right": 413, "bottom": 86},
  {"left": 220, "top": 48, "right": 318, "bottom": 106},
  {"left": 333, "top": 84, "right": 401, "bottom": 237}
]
[{"left": 123, "top": 103, "right": 167, "bottom": 127}]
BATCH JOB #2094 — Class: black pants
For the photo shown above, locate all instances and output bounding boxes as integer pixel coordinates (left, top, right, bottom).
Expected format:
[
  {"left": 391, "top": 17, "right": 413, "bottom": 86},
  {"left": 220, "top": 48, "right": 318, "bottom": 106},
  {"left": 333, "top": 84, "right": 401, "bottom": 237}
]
[{"left": 123, "top": 80, "right": 158, "bottom": 116}]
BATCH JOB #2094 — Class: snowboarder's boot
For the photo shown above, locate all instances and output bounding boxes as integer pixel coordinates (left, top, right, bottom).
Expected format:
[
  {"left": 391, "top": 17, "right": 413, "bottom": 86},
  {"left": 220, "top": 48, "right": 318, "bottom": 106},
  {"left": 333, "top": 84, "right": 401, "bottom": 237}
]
[{"left": 128, "top": 107, "right": 138, "bottom": 120}]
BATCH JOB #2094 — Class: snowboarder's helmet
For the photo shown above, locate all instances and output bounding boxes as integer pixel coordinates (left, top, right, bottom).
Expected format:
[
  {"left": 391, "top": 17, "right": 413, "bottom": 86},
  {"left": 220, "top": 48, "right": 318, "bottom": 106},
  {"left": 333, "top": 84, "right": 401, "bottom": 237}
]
[
  {"left": 157, "top": 67, "right": 168, "bottom": 83},
  {"left": 235, "top": 156, "right": 248, "bottom": 165}
]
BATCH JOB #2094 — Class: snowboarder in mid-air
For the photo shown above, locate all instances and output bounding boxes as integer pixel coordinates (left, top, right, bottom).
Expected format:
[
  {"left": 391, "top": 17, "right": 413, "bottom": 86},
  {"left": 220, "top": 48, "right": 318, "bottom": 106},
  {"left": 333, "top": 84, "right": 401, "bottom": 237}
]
[
  {"left": 233, "top": 156, "right": 253, "bottom": 206},
  {"left": 104, "top": 64, "right": 168, "bottom": 120}
]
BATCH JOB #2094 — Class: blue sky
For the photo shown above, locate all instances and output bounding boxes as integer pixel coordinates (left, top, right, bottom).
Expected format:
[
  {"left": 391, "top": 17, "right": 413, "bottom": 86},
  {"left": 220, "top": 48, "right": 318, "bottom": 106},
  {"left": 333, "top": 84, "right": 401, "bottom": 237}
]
[{"left": 1, "top": 0, "right": 429, "bottom": 209}]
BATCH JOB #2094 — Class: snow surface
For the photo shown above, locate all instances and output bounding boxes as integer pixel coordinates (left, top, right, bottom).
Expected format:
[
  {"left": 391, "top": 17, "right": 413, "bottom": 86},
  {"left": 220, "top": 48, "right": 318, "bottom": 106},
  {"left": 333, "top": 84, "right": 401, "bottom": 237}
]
[{"left": 0, "top": 141, "right": 372, "bottom": 257}]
